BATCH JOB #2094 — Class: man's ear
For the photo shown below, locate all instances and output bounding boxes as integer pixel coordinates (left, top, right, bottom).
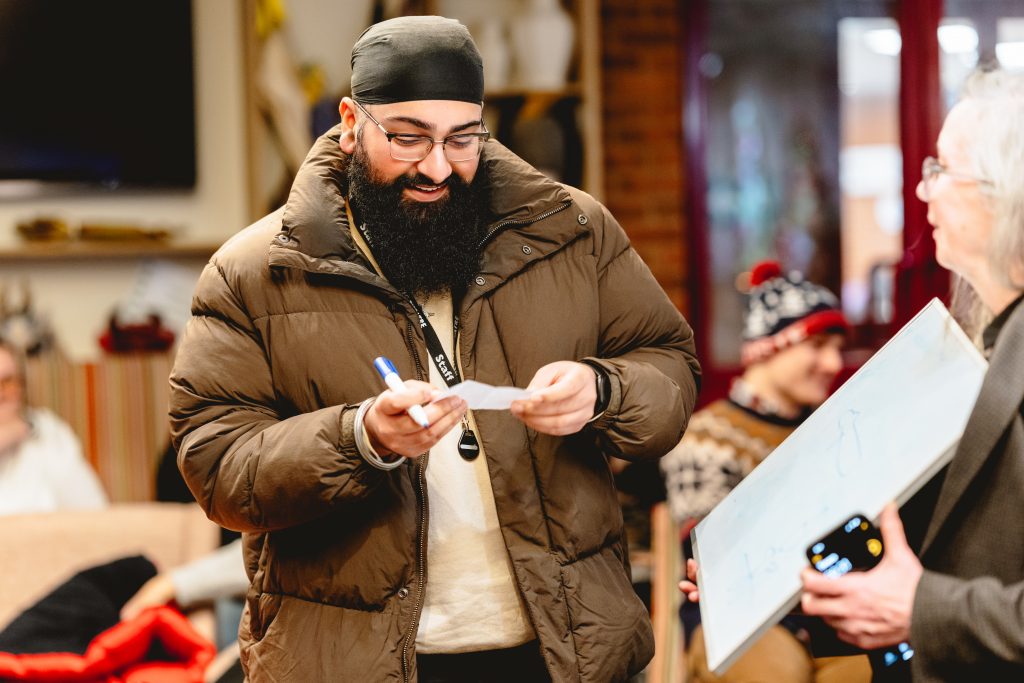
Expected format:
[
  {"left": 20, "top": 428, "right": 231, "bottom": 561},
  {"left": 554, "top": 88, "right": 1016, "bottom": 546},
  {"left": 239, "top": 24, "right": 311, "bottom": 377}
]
[{"left": 339, "top": 97, "right": 358, "bottom": 154}]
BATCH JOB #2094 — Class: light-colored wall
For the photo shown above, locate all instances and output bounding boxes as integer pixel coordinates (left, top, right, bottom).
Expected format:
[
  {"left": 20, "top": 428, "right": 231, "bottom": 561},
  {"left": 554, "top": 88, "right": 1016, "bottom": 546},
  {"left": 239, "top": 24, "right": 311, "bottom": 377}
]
[
  {"left": 285, "top": 0, "right": 372, "bottom": 97},
  {"left": 0, "top": 1, "right": 247, "bottom": 361}
]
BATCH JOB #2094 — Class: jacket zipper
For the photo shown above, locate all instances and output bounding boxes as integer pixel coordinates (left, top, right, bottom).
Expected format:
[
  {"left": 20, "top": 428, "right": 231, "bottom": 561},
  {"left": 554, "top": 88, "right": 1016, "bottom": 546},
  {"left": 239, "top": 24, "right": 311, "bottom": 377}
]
[
  {"left": 402, "top": 453, "right": 429, "bottom": 682},
  {"left": 403, "top": 317, "right": 427, "bottom": 381},
  {"left": 401, "top": 317, "right": 428, "bottom": 683},
  {"left": 360, "top": 200, "right": 572, "bottom": 679},
  {"left": 477, "top": 200, "right": 572, "bottom": 250},
  {"left": 407, "top": 203, "right": 573, "bottom": 677}
]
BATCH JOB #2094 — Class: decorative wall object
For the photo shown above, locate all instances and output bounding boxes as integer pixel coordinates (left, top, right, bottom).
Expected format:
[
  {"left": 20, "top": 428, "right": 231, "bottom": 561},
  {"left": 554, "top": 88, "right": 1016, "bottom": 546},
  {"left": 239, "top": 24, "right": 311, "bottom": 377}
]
[
  {"left": 510, "top": 0, "right": 575, "bottom": 90},
  {"left": 477, "top": 17, "right": 511, "bottom": 93}
]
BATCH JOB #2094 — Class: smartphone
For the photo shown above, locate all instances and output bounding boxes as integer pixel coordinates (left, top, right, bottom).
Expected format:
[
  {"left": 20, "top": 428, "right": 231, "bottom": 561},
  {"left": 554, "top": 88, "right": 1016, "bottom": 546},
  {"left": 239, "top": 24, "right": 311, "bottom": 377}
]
[
  {"left": 806, "top": 513, "right": 884, "bottom": 576},
  {"left": 807, "top": 514, "right": 914, "bottom": 673}
]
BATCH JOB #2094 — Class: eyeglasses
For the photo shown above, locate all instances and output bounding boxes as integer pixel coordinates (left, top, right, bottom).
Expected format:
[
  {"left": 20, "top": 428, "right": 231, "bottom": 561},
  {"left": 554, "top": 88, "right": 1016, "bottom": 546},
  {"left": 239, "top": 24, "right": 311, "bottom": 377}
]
[
  {"left": 353, "top": 100, "right": 489, "bottom": 163},
  {"left": 920, "top": 156, "right": 993, "bottom": 200}
]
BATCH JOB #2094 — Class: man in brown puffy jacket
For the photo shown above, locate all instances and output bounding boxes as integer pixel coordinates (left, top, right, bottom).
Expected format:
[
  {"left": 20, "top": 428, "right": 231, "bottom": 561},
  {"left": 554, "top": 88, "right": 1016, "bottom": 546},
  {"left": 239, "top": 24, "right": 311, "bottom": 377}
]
[{"left": 170, "top": 15, "right": 700, "bottom": 683}]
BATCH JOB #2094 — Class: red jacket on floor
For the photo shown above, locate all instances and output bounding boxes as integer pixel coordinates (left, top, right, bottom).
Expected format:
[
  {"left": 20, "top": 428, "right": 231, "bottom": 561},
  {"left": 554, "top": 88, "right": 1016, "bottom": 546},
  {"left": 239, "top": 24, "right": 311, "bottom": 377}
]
[{"left": 0, "top": 606, "right": 215, "bottom": 683}]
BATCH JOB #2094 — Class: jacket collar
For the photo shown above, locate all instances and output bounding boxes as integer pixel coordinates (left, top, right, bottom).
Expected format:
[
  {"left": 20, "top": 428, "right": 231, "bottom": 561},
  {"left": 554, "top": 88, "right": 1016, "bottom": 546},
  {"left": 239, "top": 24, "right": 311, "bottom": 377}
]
[
  {"left": 921, "top": 299, "right": 1024, "bottom": 555},
  {"left": 267, "top": 126, "right": 579, "bottom": 300}
]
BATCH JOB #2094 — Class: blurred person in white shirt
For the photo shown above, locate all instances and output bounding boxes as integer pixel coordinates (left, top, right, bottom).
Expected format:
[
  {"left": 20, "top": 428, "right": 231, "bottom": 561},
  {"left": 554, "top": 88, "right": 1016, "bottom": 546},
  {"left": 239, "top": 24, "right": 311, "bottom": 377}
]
[{"left": 0, "top": 339, "right": 107, "bottom": 515}]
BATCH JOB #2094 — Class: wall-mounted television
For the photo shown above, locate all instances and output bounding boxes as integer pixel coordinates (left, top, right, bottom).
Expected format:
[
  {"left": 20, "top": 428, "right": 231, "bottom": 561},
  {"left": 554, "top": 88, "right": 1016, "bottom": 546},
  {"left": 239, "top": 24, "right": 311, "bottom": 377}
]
[{"left": 0, "top": 0, "right": 195, "bottom": 193}]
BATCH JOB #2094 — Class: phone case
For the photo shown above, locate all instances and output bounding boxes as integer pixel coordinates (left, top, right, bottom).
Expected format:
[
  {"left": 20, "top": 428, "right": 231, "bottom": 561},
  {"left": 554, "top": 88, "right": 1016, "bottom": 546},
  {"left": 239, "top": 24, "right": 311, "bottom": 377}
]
[{"left": 806, "top": 513, "right": 884, "bottom": 578}]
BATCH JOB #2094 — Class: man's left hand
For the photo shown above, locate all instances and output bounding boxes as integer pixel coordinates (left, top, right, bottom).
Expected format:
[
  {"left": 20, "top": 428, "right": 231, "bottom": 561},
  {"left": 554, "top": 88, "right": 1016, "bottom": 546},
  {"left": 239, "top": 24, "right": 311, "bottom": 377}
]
[
  {"left": 800, "top": 503, "right": 923, "bottom": 650},
  {"left": 510, "top": 361, "right": 598, "bottom": 436}
]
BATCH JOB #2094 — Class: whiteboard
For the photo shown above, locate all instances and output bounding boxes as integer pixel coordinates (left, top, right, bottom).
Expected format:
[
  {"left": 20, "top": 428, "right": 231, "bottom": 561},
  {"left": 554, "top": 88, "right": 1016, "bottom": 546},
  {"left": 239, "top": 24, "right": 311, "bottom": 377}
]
[{"left": 692, "top": 299, "right": 987, "bottom": 674}]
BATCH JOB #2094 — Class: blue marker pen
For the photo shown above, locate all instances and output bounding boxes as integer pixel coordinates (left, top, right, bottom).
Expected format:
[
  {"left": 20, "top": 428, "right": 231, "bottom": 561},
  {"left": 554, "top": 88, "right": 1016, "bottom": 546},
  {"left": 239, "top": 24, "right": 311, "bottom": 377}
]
[{"left": 373, "top": 357, "right": 430, "bottom": 429}]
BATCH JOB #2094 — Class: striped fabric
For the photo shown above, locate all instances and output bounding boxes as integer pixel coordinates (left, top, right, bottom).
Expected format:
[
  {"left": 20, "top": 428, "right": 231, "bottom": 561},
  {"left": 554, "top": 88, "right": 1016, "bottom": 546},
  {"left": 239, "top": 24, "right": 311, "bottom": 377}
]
[{"left": 25, "top": 352, "right": 173, "bottom": 502}]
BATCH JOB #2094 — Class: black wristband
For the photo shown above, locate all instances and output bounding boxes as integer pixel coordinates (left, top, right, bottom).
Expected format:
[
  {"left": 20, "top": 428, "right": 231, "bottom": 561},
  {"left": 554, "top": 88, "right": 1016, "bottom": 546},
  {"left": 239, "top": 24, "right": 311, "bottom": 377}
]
[{"left": 581, "top": 360, "right": 611, "bottom": 418}]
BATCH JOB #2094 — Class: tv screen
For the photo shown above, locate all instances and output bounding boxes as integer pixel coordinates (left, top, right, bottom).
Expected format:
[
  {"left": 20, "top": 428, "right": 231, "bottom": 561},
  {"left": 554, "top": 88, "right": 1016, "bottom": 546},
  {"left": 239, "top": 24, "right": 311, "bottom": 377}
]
[{"left": 0, "top": 0, "right": 195, "bottom": 190}]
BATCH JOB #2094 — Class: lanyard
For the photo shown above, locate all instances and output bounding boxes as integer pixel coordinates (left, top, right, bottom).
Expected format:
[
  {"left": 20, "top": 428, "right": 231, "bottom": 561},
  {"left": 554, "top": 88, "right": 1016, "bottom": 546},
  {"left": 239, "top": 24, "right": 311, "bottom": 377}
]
[
  {"left": 405, "top": 296, "right": 461, "bottom": 388},
  {"left": 407, "top": 294, "right": 480, "bottom": 461},
  {"left": 352, "top": 213, "right": 480, "bottom": 460},
  {"left": 351, "top": 215, "right": 461, "bottom": 384}
]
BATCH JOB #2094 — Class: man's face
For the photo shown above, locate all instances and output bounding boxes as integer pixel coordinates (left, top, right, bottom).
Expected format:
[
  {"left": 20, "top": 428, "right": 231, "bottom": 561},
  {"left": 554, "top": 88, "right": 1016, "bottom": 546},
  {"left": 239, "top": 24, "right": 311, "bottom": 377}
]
[
  {"left": 338, "top": 98, "right": 491, "bottom": 296},
  {"left": 760, "top": 332, "right": 845, "bottom": 410},
  {"left": 340, "top": 98, "right": 484, "bottom": 203}
]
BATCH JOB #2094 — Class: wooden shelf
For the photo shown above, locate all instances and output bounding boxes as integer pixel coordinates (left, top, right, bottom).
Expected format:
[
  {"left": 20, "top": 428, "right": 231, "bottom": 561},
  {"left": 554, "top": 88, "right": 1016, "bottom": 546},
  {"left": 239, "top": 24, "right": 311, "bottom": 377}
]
[{"left": 0, "top": 240, "right": 221, "bottom": 262}]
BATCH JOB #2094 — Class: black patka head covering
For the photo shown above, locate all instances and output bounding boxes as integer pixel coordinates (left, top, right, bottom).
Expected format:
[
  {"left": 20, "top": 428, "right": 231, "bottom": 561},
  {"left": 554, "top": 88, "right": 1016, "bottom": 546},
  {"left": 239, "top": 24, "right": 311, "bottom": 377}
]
[{"left": 351, "top": 16, "right": 484, "bottom": 105}]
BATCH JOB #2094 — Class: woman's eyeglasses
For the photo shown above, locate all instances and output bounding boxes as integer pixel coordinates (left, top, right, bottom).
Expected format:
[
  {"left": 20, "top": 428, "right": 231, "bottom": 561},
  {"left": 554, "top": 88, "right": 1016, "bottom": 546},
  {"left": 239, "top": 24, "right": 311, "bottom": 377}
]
[{"left": 920, "top": 156, "right": 992, "bottom": 200}]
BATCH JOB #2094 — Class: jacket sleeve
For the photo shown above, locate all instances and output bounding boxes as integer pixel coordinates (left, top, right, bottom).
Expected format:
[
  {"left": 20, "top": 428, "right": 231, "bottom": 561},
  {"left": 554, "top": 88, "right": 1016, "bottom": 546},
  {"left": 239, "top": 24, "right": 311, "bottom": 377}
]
[
  {"left": 169, "top": 259, "right": 386, "bottom": 533},
  {"left": 911, "top": 569, "right": 1024, "bottom": 672},
  {"left": 581, "top": 200, "right": 701, "bottom": 460}
]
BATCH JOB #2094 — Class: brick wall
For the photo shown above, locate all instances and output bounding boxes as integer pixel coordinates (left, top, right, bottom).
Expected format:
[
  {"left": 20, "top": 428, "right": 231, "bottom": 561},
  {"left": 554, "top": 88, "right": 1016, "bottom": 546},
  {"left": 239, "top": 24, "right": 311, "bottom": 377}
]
[{"left": 600, "top": 0, "right": 689, "bottom": 313}]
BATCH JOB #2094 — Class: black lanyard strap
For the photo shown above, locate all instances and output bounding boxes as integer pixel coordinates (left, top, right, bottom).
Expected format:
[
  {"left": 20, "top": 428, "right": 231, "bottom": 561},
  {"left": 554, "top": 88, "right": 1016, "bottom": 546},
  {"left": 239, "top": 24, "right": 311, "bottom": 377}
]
[
  {"left": 354, "top": 219, "right": 462, "bottom": 389},
  {"left": 406, "top": 296, "right": 462, "bottom": 388},
  {"left": 405, "top": 291, "right": 480, "bottom": 460},
  {"left": 353, "top": 217, "right": 463, "bottom": 388}
]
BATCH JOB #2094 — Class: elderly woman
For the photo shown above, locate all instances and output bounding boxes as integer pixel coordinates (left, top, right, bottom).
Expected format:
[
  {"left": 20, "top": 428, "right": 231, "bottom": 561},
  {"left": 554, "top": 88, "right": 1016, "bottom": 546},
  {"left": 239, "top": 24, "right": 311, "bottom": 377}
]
[
  {"left": 797, "top": 67, "right": 1024, "bottom": 681},
  {"left": 0, "top": 340, "right": 107, "bottom": 514}
]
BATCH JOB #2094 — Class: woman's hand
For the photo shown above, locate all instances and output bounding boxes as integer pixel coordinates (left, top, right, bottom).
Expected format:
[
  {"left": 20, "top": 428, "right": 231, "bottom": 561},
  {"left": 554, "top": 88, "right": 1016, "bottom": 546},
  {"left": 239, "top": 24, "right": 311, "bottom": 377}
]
[{"left": 800, "top": 504, "right": 922, "bottom": 649}]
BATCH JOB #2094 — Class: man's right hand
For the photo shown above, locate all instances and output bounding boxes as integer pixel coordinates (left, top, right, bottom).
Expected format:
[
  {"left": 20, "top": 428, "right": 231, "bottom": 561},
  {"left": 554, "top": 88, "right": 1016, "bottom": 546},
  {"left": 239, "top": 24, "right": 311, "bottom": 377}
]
[{"left": 363, "top": 380, "right": 467, "bottom": 458}]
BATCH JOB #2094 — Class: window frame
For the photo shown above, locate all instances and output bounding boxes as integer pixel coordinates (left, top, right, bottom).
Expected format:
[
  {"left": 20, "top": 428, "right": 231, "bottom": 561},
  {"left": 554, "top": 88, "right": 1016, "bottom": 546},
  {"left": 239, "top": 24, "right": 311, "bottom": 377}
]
[{"left": 683, "top": 0, "right": 945, "bottom": 405}]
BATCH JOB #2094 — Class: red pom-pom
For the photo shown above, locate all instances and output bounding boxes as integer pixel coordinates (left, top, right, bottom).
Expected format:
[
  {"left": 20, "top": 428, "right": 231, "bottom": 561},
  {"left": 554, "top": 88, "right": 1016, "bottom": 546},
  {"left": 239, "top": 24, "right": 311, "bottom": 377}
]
[{"left": 749, "top": 260, "right": 783, "bottom": 287}]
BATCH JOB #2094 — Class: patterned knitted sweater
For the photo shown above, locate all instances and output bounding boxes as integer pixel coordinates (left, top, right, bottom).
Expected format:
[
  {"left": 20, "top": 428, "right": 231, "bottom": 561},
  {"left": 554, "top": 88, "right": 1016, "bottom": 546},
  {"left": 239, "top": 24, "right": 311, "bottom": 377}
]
[{"left": 661, "top": 384, "right": 804, "bottom": 523}]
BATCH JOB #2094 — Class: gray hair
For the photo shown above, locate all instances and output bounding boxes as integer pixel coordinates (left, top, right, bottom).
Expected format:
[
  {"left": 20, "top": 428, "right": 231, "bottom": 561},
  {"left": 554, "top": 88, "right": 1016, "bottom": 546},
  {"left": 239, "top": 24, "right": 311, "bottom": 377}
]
[{"left": 951, "top": 67, "right": 1024, "bottom": 339}]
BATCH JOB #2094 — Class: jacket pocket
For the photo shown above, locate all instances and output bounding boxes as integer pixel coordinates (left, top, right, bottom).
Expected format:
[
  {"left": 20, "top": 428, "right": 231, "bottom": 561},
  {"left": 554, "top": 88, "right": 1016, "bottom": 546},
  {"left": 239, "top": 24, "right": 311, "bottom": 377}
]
[{"left": 561, "top": 545, "right": 655, "bottom": 682}]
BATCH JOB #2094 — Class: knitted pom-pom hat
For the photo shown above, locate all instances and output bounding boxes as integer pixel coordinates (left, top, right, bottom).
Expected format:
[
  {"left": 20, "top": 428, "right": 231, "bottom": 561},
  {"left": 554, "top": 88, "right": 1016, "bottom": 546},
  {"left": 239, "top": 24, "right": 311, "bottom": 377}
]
[{"left": 741, "top": 260, "right": 849, "bottom": 366}]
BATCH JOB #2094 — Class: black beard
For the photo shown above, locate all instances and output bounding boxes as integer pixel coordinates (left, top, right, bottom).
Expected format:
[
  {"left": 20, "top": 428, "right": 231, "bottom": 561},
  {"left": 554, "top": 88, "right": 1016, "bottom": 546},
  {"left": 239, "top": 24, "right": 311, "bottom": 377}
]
[{"left": 346, "top": 144, "right": 490, "bottom": 297}]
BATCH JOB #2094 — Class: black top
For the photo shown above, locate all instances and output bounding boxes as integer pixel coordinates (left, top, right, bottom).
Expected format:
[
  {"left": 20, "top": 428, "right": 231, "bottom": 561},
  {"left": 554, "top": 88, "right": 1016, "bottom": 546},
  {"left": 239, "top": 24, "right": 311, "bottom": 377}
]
[{"left": 982, "top": 292, "right": 1024, "bottom": 352}]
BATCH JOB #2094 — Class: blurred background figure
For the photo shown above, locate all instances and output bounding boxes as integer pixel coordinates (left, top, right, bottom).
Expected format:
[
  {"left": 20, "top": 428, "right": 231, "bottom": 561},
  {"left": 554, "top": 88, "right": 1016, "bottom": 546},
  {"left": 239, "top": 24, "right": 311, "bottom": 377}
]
[
  {"left": 140, "top": 441, "right": 248, "bottom": 653},
  {"left": 661, "top": 261, "right": 868, "bottom": 683},
  {"left": 120, "top": 537, "right": 247, "bottom": 654},
  {"left": 0, "top": 339, "right": 107, "bottom": 516}
]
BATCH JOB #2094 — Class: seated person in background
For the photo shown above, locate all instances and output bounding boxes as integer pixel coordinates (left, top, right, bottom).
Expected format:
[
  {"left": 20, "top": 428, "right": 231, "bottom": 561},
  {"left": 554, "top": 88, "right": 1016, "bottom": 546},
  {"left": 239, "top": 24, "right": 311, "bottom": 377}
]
[
  {"left": 0, "top": 339, "right": 107, "bottom": 515},
  {"left": 120, "top": 538, "right": 249, "bottom": 626},
  {"left": 136, "top": 443, "right": 248, "bottom": 651},
  {"left": 661, "top": 261, "right": 869, "bottom": 683},
  {"left": 0, "top": 350, "right": 241, "bottom": 654}
]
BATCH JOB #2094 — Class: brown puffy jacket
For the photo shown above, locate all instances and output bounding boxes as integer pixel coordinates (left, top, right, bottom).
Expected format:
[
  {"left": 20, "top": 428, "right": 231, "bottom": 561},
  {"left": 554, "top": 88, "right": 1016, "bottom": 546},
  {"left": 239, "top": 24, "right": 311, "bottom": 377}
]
[{"left": 170, "top": 130, "right": 700, "bottom": 682}]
